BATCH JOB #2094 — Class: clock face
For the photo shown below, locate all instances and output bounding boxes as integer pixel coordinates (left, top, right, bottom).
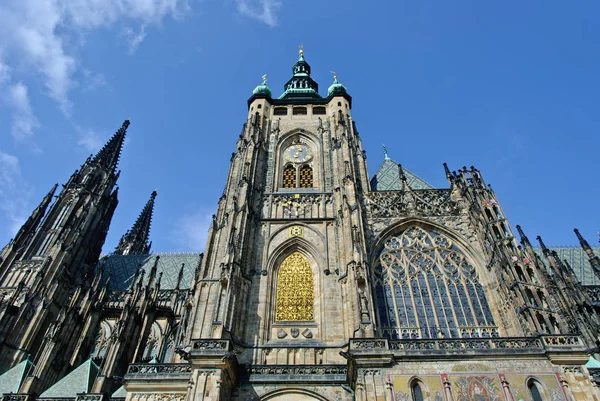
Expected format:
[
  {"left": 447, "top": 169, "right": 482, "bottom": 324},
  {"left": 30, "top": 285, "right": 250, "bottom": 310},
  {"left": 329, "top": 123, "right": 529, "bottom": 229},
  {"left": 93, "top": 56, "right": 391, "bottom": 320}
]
[{"left": 283, "top": 144, "right": 313, "bottom": 163}]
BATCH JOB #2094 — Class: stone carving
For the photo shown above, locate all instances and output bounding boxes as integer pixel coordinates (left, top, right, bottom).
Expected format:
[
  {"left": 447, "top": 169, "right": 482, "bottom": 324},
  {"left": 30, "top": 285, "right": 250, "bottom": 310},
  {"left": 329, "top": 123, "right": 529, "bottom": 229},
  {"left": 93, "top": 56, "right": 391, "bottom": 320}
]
[
  {"left": 290, "top": 328, "right": 299, "bottom": 338},
  {"left": 127, "top": 363, "right": 193, "bottom": 375},
  {"left": 302, "top": 328, "right": 312, "bottom": 338},
  {"left": 365, "top": 189, "right": 460, "bottom": 219},
  {"left": 130, "top": 394, "right": 186, "bottom": 401},
  {"left": 277, "top": 329, "right": 287, "bottom": 339},
  {"left": 191, "top": 339, "right": 229, "bottom": 350}
]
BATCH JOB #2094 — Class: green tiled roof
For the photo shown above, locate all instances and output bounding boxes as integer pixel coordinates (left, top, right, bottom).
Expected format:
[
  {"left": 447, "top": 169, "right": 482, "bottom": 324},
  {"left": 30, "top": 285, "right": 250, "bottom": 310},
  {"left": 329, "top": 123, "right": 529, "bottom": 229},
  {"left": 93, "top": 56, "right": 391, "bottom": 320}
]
[
  {"left": 100, "top": 253, "right": 201, "bottom": 290},
  {"left": 534, "top": 247, "right": 600, "bottom": 286},
  {"left": 0, "top": 358, "right": 34, "bottom": 394},
  {"left": 111, "top": 385, "right": 127, "bottom": 398},
  {"left": 39, "top": 359, "right": 99, "bottom": 398},
  {"left": 370, "top": 158, "right": 434, "bottom": 191}
]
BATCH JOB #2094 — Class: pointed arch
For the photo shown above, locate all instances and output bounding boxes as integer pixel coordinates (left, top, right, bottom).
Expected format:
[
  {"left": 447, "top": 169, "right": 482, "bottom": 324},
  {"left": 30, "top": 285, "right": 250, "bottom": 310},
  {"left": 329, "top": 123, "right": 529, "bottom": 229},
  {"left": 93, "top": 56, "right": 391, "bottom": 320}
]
[
  {"left": 275, "top": 252, "right": 314, "bottom": 321},
  {"left": 371, "top": 221, "right": 498, "bottom": 339},
  {"left": 260, "top": 388, "right": 331, "bottom": 400},
  {"left": 142, "top": 322, "right": 162, "bottom": 361}
]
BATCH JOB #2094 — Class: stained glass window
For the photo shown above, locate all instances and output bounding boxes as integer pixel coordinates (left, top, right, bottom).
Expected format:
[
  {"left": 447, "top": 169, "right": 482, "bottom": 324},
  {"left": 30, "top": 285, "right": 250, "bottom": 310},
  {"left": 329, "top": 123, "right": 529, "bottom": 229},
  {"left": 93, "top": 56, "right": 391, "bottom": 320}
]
[
  {"left": 373, "top": 226, "right": 497, "bottom": 339},
  {"left": 275, "top": 252, "right": 314, "bottom": 321},
  {"left": 282, "top": 165, "right": 296, "bottom": 188}
]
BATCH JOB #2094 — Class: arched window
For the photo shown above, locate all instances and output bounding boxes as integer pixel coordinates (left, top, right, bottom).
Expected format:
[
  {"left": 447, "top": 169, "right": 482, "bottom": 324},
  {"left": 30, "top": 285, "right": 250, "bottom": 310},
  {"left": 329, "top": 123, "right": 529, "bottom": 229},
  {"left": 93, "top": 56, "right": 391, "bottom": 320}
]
[
  {"left": 299, "top": 165, "right": 313, "bottom": 188},
  {"left": 528, "top": 380, "right": 544, "bottom": 401},
  {"left": 275, "top": 252, "right": 314, "bottom": 321},
  {"left": 90, "top": 321, "right": 111, "bottom": 361},
  {"left": 373, "top": 226, "right": 497, "bottom": 339},
  {"left": 411, "top": 382, "right": 424, "bottom": 401},
  {"left": 282, "top": 165, "right": 296, "bottom": 188},
  {"left": 142, "top": 322, "right": 162, "bottom": 362}
]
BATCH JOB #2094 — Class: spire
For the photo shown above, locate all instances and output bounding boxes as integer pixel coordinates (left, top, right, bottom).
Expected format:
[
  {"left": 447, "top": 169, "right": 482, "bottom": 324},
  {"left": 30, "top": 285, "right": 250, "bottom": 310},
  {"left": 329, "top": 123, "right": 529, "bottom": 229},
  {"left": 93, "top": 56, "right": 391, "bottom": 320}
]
[
  {"left": 574, "top": 228, "right": 600, "bottom": 272},
  {"left": 327, "top": 71, "right": 349, "bottom": 97},
  {"left": 92, "top": 120, "right": 130, "bottom": 174},
  {"left": 114, "top": 191, "right": 156, "bottom": 255},
  {"left": 12, "top": 184, "right": 58, "bottom": 246},
  {"left": 279, "top": 47, "right": 321, "bottom": 100}
]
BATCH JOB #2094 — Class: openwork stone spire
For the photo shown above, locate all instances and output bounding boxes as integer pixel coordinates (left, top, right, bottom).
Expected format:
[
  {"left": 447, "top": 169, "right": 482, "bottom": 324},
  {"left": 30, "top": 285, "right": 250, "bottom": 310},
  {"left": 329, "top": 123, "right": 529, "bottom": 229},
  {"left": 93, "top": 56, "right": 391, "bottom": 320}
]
[
  {"left": 11, "top": 183, "right": 58, "bottom": 246},
  {"left": 114, "top": 191, "right": 157, "bottom": 255},
  {"left": 92, "top": 120, "right": 130, "bottom": 174}
]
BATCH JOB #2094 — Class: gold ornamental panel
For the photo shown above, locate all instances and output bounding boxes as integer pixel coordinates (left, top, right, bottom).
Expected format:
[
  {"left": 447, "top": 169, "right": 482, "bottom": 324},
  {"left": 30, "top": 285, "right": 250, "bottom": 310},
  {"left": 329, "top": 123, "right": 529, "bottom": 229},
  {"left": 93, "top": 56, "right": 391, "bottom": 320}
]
[{"left": 275, "top": 252, "right": 314, "bottom": 321}]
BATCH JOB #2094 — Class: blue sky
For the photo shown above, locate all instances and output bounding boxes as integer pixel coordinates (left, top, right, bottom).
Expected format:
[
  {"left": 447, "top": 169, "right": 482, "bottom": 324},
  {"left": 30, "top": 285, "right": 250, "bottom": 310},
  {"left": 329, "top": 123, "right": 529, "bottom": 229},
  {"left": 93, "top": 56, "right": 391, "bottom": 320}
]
[{"left": 0, "top": 1, "right": 598, "bottom": 253}]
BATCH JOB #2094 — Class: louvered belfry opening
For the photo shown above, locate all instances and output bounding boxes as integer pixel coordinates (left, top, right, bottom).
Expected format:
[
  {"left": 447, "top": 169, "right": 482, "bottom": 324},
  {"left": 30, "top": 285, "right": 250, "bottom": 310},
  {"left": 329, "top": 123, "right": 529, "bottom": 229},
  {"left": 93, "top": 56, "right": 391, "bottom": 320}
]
[
  {"left": 282, "top": 165, "right": 296, "bottom": 188},
  {"left": 299, "top": 165, "right": 313, "bottom": 188}
]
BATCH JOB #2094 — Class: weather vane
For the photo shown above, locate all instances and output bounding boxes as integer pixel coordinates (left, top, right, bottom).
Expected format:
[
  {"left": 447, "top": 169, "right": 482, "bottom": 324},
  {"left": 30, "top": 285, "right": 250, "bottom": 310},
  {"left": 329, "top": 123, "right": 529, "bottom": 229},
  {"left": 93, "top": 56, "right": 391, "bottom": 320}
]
[
  {"left": 262, "top": 74, "right": 267, "bottom": 84},
  {"left": 299, "top": 44, "right": 304, "bottom": 56},
  {"left": 382, "top": 144, "right": 389, "bottom": 159},
  {"left": 330, "top": 70, "right": 338, "bottom": 81}
]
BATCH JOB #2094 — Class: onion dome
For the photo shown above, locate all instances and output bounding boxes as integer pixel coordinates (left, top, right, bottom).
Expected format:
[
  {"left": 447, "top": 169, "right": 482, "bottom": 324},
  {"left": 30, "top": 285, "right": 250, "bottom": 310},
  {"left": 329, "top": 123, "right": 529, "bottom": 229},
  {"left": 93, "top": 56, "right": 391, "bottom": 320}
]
[
  {"left": 252, "top": 74, "right": 272, "bottom": 97},
  {"left": 327, "top": 74, "right": 348, "bottom": 96}
]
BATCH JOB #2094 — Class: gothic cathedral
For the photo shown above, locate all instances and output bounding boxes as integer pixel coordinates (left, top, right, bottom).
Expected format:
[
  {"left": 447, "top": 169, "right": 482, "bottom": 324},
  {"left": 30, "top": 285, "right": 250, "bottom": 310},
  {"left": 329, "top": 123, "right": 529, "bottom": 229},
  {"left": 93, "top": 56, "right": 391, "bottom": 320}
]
[{"left": 0, "top": 50, "right": 599, "bottom": 401}]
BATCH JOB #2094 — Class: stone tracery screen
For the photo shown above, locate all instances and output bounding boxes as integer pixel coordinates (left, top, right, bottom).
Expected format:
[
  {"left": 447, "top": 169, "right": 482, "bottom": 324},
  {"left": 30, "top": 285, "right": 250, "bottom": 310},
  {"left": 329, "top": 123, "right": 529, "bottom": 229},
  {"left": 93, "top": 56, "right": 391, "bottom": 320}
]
[
  {"left": 373, "top": 226, "right": 497, "bottom": 339},
  {"left": 275, "top": 252, "right": 314, "bottom": 321}
]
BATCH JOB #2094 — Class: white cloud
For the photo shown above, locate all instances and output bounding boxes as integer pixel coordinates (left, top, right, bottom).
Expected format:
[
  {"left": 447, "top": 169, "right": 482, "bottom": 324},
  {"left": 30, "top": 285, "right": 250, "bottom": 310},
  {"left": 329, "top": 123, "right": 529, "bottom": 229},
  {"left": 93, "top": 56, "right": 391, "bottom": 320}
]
[
  {"left": 0, "top": 151, "right": 33, "bottom": 237},
  {"left": 237, "top": 0, "right": 281, "bottom": 27},
  {"left": 122, "top": 26, "right": 148, "bottom": 54},
  {"left": 75, "top": 125, "right": 106, "bottom": 152},
  {"left": 0, "top": 0, "right": 190, "bottom": 138},
  {"left": 8, "top": 83, "right": 40, "bottom": 141},
  {"left": 82, "top": 69, "right": 107, "bottom": 92},
  {"left": 171, "top": 209, "right": 213, "bottom": 252}
]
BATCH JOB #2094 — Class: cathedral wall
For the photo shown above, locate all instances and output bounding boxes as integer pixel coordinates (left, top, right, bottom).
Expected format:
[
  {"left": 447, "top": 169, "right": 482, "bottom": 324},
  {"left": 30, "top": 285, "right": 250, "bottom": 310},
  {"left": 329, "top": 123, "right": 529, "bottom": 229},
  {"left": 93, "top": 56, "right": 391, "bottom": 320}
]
[{"left": 232, "top": 384, "right": 351, "bottom": 401}]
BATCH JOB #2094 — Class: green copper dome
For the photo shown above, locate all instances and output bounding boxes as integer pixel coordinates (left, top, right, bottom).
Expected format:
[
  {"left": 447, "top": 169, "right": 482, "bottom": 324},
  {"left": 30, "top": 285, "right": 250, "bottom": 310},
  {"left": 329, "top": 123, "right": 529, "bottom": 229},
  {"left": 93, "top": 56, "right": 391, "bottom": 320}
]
[
  {"left": 328, "top": 75, "right": 347, "bottom": 96},
  {"left": 252, "top": 75, "right": 272, "bottom": 97},
  {"left": 279, "top": 48, "right": 322, "bottom": 100}
]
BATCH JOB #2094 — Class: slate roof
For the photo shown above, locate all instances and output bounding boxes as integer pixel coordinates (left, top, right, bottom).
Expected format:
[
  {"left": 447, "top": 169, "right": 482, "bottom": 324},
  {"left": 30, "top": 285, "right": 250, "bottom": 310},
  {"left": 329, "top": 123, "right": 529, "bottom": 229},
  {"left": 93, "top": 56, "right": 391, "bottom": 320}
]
[
  {"left": 39, "top": 359, "right": 99, "bottom": 398},
  {"left": 111, "top": 385, "right": 127, "bottom": 398},
  {"left": 100, "top": 253, "right": 201, "bottom": 290},
  {"left": 370, "top": 158, "right": 434, "bottom": 191},
  {"left": 0, "top": 358, "right": 34, "bottom": 394},
  {"left": 534, "top": 247, "right": 600, "bottom": 286}
]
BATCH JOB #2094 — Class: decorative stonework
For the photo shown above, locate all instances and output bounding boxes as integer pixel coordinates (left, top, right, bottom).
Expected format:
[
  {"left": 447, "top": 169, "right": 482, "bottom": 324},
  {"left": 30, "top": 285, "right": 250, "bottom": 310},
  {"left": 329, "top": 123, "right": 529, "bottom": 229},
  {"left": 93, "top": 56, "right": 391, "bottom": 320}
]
[
  {"left": 288, "top": 226, "right": 304, "bottom": 238},
  {"left": 130, "top": 394, "right": 186, "bottom": 401}
]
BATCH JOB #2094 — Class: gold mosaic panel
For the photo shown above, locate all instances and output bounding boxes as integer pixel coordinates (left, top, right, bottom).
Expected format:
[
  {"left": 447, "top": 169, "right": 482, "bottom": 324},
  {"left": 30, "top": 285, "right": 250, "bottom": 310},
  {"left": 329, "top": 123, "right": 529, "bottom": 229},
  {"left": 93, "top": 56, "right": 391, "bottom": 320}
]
[
  {"left": 275, "top": 252, "right": 314, "bottom": 321},
  {"left": 283, "top": 165, "right": 296, "bottom": 188}
]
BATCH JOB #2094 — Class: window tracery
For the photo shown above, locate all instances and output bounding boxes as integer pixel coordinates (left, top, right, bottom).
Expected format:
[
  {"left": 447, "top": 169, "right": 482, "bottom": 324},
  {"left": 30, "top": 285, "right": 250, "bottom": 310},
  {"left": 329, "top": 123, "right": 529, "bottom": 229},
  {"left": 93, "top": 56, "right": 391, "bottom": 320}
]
[
  {"left": 90, "top": 321, "right": 111, "bottom": 361},
  {"left": 373, "top": 226, "right": 497, "bottom": 339},
  {"left": 275, "top": 252, "right": 314, "bottom": 321}
]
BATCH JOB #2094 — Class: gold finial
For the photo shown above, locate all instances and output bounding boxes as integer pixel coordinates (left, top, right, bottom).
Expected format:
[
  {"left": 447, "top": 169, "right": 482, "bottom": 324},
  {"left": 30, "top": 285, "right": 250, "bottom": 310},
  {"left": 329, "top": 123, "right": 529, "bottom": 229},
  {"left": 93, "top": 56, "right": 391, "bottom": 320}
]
[
  {"left": 299, "top": 44, "right": 304, "bottom": 56},
  {"left": 262, "top": 74, "right": 267, "bottom": 84},
  {"left": 330, "top": 70, "right": 338, "bottom": 81}
]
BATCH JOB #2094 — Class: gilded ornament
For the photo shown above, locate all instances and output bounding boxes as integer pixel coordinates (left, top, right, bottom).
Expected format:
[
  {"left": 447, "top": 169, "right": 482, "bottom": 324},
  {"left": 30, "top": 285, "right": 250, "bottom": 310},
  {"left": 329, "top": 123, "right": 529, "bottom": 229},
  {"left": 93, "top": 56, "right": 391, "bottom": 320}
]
[
  {"left": 275, "top": 252, "right": 314, "bottom": 321},
  {"left": 289, "top": 226, "right": 304, "bottom": 238}
]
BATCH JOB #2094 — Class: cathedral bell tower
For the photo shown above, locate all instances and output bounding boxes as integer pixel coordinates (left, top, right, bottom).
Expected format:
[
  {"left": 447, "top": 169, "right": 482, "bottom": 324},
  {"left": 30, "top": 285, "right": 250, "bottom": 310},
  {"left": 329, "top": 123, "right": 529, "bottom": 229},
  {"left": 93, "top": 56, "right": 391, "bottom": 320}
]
[
  {"left": 183, "top": 49, "right": 373, "bottom": 397},
  {"left": 0, "top": 121, "right": 127, "bottom": 371}
]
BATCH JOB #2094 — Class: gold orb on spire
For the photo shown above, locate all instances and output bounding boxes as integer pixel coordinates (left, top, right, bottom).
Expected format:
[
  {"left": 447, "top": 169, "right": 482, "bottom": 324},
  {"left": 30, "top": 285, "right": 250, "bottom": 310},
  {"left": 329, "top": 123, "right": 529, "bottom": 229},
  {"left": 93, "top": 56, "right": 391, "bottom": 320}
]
[
  {"left": 299, "top": 44, "right": 304, "bottom": 56},
  {"left": 330, "top": 70, "right": 338, "bottom": 81},
  {"left": 262, "top": 74, "right": 267, "bottom": 84}
]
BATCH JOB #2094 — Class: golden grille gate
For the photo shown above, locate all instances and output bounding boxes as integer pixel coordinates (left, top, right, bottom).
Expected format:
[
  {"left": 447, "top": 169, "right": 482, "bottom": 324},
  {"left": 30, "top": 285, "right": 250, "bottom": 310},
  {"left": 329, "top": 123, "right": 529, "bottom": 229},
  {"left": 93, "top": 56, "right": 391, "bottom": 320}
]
[
  {"left": 299, "top": 165, "right": 313, "bottom": 188},
  {"left": 282, "top": 165, "right": 296, "bottom": 188},
  {"left": 275, "top": 252, "right": 314, "bottom": 321}
]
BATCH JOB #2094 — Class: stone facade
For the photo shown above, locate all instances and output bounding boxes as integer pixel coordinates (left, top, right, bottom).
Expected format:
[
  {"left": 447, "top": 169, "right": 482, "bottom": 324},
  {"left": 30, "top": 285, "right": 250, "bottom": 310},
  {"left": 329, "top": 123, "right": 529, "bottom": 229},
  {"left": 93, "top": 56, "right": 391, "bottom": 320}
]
[{"left": 0, "top": 52, "right": 600, "bottom": 401}]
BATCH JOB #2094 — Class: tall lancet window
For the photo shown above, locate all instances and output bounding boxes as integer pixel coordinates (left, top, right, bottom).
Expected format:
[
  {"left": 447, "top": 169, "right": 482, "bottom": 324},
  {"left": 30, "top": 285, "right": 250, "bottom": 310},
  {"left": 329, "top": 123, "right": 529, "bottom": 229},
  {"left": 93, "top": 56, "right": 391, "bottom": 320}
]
[
  {"left": 373, "top": 226, "right": 497, "bottom": 339},
  {"left": 275, "top": 252, "right": 314, "bottom": 321}
]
